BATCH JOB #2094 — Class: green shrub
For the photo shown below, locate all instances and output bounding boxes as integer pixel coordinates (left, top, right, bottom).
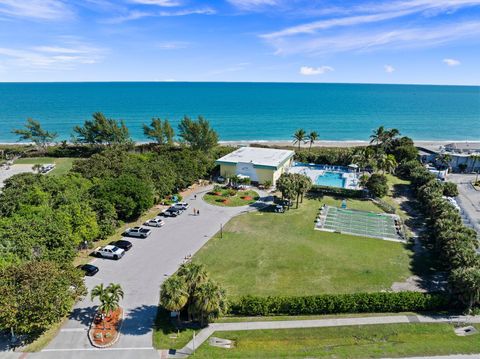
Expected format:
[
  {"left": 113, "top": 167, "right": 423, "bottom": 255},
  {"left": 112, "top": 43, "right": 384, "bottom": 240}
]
[
  {"left": 365, "top": 174, "right": 388, "bottom": 197},
  {"left": 443, "top": 182, "right": 459, "bottom": 197},
  {"left": 230, "top": 292, "right": 449, "bottom": 316},
  {"left": 310, "top": 185, "right": 364, "bottom": 198}
]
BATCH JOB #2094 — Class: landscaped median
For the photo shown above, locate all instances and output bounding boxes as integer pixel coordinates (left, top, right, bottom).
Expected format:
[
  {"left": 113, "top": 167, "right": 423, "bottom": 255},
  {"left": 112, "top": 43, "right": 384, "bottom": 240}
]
[{"left": 203, "top": 187, "right": 260, "bottom": 207}]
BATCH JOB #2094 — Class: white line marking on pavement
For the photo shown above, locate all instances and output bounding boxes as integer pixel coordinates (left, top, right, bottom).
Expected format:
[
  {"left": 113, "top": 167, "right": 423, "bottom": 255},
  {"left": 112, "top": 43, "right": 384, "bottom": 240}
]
[{"left": 42, "top": 347, "right": 154, "bottom": 352}]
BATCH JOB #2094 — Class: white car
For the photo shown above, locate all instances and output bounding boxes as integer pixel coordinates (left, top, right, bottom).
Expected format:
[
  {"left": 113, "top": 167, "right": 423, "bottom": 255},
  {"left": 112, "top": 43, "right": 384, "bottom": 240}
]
[
  {"left": 93, "top": 245, "right": 125, "bottom": 260},
  {"left": 173, "top": 202, "right": 189, "bottom": 210},
  {"left": 124, "top": 226, "right": 152, "bottom": 238},
  {"left": 144, "top": 217, "right": 165, "bottom": 227}
]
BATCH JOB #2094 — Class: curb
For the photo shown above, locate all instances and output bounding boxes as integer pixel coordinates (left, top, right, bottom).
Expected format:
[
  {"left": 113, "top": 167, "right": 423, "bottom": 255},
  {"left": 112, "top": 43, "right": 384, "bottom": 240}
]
[{"left": 88, "top": 307, "right": 124, "bottom": 349}]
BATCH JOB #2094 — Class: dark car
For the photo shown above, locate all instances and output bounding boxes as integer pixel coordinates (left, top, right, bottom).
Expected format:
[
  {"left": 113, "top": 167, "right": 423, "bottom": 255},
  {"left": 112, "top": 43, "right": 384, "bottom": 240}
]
[
  {"left": 77, "top": 264, "right": 99, "bottom": 276},
  {"left": 162, "top": 208, "right": 181, "bottom": 217},
  {"left": 110, "top": 240, "right": 133, "bottom": 251}
]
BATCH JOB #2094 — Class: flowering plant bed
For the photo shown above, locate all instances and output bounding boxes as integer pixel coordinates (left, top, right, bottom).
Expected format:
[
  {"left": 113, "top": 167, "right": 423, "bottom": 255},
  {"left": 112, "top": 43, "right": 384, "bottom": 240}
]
[
  {"left": 204, "top": 189, "right": 259, "bottom": 207},
  {"left": 88, "top": 307, "right": 123, "bottom": 348}
]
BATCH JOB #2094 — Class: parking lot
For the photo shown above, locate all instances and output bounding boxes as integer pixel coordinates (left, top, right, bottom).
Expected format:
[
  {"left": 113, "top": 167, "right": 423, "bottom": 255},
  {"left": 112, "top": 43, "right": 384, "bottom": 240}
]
[{"left": 38, "top": 186, "right": 270, "bottom": 357}]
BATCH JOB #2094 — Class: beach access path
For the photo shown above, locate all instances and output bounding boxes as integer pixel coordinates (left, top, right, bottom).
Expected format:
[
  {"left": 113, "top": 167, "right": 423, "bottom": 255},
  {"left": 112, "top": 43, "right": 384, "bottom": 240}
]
[{"left": 19, "top": 186, "right": 272, "bottom": 358}]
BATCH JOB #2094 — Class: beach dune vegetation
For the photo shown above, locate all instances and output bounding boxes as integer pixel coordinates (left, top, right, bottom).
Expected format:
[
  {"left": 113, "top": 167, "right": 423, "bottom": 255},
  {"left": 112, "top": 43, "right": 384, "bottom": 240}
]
[
  {"left": 72, "top": 112, "right": 131, "bottom": 146},
  {"left": 12, "top": 118, "right": 58, "bottom": 152}
]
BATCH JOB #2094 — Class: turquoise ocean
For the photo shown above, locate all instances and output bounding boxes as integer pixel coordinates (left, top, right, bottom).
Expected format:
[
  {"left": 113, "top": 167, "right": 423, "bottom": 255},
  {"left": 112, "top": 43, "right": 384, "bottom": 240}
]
[{"left": 0, "top": 82, "right": 479, "bottom": 143}]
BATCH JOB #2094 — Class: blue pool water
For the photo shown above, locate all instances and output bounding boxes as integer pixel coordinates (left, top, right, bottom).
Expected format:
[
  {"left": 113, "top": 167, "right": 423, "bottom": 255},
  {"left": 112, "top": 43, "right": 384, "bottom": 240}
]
[{"left": 315, "top": 171, "right": 346, "bottom": 188}]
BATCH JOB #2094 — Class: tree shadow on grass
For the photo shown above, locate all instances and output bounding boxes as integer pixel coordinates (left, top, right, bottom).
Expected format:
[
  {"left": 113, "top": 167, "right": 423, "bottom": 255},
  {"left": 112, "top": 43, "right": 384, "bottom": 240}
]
[{"left": 120, "top": 304, "right": 158, "bottom": 336}]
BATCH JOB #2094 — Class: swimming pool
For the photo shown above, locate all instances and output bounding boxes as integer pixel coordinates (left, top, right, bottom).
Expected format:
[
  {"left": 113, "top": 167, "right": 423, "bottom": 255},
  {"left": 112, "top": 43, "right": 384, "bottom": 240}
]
[
  {"left": 289, "top": 162, "right": 359, "bottom": 189},
  {"left": 315, "top": 171, "right": 346, "bottom": 187}
]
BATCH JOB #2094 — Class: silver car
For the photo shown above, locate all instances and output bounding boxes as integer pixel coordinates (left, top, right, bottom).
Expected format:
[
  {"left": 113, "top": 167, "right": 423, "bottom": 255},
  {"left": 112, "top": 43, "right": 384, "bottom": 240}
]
[{"left": 144, "top": 217, "right": 165, "bottom": 227}]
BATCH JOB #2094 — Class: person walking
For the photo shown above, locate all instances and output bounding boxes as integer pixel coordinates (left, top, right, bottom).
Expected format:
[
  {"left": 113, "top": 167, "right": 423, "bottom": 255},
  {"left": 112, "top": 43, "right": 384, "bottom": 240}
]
[
  {"left": 193, "top": 208, "right": 196, "bottom": 216},
  {"left": 197, "top": 209, "right": 200, "bottom": 216}
]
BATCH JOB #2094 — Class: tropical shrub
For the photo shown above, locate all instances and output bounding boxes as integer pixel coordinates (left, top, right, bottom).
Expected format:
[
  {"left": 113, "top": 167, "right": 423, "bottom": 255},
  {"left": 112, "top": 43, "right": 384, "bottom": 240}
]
[
  {"left": 365, "top": 173, "right": 388, "bottom": 197},
  {"left": 230, "top": 292, "right": 449, "bottom": 316}
]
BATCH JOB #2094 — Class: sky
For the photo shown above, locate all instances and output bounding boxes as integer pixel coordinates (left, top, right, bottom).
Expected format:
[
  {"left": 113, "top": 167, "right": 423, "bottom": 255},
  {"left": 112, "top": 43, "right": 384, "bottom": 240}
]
[{"left": 0, "top": 0, "right": 479, "bottom": 84}]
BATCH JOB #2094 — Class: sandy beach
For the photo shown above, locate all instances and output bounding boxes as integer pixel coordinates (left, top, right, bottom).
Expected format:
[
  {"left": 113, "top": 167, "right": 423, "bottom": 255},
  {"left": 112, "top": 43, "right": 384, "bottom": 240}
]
[{"left": 219, "top": 140, "right": 480, "bottom": 151}]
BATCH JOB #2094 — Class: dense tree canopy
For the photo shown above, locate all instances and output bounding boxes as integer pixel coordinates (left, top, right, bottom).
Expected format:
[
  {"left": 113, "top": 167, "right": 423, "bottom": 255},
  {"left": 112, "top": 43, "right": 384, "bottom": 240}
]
[
  {"left": 143, "top": 118, "right": 175, "bottom": 145},
  {"left": 72, "top": 112, "right": 131, "bottom": 146},
  {"left": 0, "top": 261, "right": 85, "bottom": 336},
  {"left": 178, "top": 116, "right": 218, "bottom": 151}
]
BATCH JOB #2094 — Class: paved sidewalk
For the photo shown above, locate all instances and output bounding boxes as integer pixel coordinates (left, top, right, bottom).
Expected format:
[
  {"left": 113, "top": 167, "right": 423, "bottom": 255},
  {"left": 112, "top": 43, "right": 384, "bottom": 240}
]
[{"left": 179, "top": 314, "right": 480, "bottom": 356}]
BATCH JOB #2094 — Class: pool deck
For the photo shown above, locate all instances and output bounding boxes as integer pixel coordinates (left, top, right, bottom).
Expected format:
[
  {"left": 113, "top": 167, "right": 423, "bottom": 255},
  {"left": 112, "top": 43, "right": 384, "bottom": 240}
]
[{"left": 289, "top": 163, "right": 360, "bottom": 189}]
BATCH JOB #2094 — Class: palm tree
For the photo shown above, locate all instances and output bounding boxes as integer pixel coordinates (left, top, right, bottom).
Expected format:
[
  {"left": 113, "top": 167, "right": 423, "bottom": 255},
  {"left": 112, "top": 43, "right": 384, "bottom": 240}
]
[
  {"left": 369, "top": 126, "right": 386, "bottom": 146},
  {"left": 352, "top": 147, "right": 375, "bottom": 174},
  {"left": 376, "top": 153, "right": 397, "bottom": 174},
  {"left": 91, "top": 283, "right": 108, "bottom": 303},
  {"left": 177, "top": 262, "right": 208, "bottom": 319},
  {"left": 307, "top": 131, "right": 319, "bottom": 151},
  {"left": 160, "top": 275, "right": 189, "bottom": 321},
  {"left": 292, "top": 129, "right": 306, "bottom": 150},
  {"left": 383, "top": 128, "right": 400, "bottom": 150},
  {"left": 192, "top": 279, "right": 228, "bottom": 326},
  {"left": 470, "top": 154, "right": 480, "bottom": 173},
  {"left": 107, "top": 283, "right": 124, "bottom": 303},
  {"left": 437, "top": 153, "right": 452, "bottom": 170},
  {"left": 91, "top": 283, "right": 124, "bottom": 328}
]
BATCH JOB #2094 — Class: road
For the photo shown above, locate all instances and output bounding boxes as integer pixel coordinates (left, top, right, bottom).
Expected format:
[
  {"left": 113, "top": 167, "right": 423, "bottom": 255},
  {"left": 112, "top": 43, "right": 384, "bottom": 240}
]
[
  {"left": 448, "top": 174, "right": 480, "bottom": 234},
  {"left": 0, "top": 164, "right": 33, "bottom": 188},
  {"left": 9, "top": 186, "right": 271, "bottom": 359}
]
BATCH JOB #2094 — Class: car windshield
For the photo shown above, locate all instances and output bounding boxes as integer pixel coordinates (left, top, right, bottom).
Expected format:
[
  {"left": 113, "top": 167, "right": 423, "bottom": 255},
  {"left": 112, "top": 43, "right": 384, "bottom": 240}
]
[{"left": 111, "top": 246, "right": 119, "bottom": 251}]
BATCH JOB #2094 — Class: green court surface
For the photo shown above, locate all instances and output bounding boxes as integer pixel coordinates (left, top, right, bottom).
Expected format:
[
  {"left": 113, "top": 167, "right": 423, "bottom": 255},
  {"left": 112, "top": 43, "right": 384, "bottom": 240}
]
[{"left": 318, "top": 206, "right": 402, "bottom": 241}]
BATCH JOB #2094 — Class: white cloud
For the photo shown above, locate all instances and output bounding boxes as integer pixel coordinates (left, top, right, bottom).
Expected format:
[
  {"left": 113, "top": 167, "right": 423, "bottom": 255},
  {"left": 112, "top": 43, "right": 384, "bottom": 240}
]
[
  {"left": 156, "top": 41, "right": 189, "bottom": 50},
  {"left": 128, "top": 0, "right": 181, "bottom": 6},
  {"left": 267, "top": 21, "right": 480, "bottom": 56},
  {"left": 0, "top": 41, "right": 106, "bottom": 70},
  {"left": 227, "top": 0, "right": 279, "bottom": 10},
  {"left": 443, "top": 58, "right": 461, "bottom": 66},
  {"left": 0, "top": 0, "right": 72, "bottom": 20},
  {"left": 384, "top": 64, "right": 395, "bottom": 73},
  {"left": 299, "top": 66, "right": 334, "bottom": 76},
  {"left": 263, "top": 10, "right": 414, "bottom": 39},
  {"left": 104, "top": 6, "right": 215, "bottom": 23}
]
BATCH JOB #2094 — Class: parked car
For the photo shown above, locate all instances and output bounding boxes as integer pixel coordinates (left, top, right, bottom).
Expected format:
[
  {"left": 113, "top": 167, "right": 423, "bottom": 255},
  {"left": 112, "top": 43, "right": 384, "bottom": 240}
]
[
  {"left": 77, "top": 264, "right": 99, "bottom": 276},
  {"left": 110, "top": 240, "right": 133, "bottom": 251},
  {"left": 162, "top": 208, "right": 181, "bottom": 217},
  {"left": 144, "top": 217, "right": 165, "bottom": 227},
  {"left": 124, "top": 226, "right": 152, "bottom": 238},
  {"left": 93, "top": 245, "right": 125, "bottom": 260},
  {"left": 173, "top": 202, "right": 189, "bottom": 210},
  {"left": 40, "top": 164, "right": 55, "bottom": 173}
]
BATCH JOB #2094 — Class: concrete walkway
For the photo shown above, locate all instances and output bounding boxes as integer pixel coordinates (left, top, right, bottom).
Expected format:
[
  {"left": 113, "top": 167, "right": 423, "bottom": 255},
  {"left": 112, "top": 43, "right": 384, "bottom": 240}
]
[{"left": 178, "top": 314, "right": 480, "bottom": 356}]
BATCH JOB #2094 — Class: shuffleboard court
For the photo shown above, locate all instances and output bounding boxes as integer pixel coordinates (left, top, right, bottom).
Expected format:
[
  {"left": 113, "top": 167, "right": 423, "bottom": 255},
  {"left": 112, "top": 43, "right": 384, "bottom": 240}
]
[{"left": 316, "top": 206, "right": 404, "bottom": 242}]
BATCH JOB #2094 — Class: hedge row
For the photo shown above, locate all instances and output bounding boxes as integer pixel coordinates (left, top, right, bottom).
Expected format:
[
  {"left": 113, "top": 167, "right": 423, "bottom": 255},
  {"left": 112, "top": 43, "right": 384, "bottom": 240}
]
[
  {"left": 310, "top": 185, "right": 365, "bottom": 198},
  {"left": 229, "top": 292, "right": 449, "bottom": 316}
]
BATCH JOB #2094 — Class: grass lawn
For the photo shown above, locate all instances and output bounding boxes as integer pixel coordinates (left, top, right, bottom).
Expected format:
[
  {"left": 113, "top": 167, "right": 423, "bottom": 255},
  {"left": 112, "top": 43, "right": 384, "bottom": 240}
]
[
  {"left": 153, "top": 309, "right": 199, "bottom": 350},
  {"left": 193, "top": 196, "right": 412, "bottom": 297},
  {"left": 194, "top": 323, "right": 480, "bottom": 358},
  {"left": 203, "top": 189, "right": 260, "bottom": 207},
  {"left": 14, "top": 157, "right": 75, "bottom": 176}
]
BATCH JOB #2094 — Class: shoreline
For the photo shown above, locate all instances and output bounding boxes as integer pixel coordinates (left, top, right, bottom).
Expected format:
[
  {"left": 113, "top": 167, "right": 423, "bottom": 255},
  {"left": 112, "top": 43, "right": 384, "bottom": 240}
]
[
  {"left": 219, "top": 140, "right": 480, "bottom": 150},
  {"left": 1, "top": 140, "right": 479, "bottom": 150}
]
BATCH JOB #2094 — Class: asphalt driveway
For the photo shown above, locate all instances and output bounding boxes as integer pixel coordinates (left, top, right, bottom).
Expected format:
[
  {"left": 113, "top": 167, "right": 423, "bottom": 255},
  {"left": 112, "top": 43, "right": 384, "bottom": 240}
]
[{"left": 38, "top": 186, "right": 272, "bottom": 356}]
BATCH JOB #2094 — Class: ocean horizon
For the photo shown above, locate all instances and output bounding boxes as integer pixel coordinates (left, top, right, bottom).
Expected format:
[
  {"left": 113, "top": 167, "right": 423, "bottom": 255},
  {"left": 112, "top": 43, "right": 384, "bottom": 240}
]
[{"left": 0, "top": 82, "right": 479, "bottom": 143}]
